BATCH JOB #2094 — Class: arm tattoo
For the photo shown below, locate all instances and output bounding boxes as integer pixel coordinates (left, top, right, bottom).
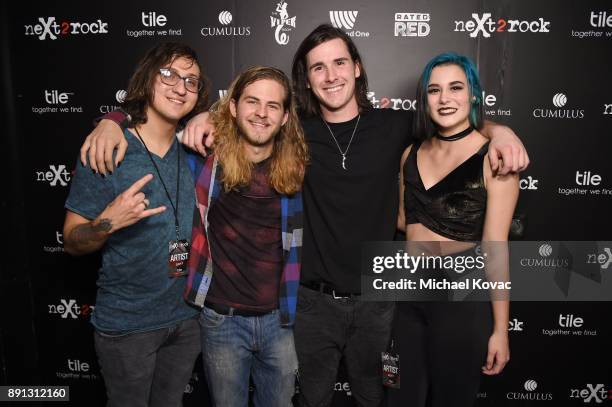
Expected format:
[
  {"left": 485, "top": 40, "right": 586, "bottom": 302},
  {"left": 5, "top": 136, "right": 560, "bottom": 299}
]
[
  {"left": 96, "top": 218, "right": 112, "bottom": 233},
  {"left": 69, "top": 218, "right": 113, "bottom": 245}
]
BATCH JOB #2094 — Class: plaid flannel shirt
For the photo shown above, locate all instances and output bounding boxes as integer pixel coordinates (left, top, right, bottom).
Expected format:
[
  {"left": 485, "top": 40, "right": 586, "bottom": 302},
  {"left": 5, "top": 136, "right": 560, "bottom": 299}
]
[{"left": 183, "top": 153, "right": 303, "bottom": 327}]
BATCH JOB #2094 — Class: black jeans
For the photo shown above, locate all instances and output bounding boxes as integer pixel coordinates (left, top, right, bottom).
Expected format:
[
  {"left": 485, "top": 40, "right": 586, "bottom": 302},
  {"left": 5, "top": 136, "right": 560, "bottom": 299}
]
[
  {"left": 386, "top": 302, "right": 492, "bottom": 407},
  {"left": 294, "top": 285, "right": 395, "bottom": 407},
  {"left": 94, "top": 316, "right": 201, "bottom": 407}
]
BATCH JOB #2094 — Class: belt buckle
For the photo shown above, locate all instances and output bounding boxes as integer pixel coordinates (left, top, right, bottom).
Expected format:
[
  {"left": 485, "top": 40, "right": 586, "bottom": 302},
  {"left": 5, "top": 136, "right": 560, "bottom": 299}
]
[{"left": 332, "top": 289, "right": 349, "bottom": 300}]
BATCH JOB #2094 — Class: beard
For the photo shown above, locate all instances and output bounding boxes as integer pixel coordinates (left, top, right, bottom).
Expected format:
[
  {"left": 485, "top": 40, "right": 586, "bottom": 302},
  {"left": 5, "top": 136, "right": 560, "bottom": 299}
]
[{"left": 236, "top": 119, "right": 281, "bottom": 147}]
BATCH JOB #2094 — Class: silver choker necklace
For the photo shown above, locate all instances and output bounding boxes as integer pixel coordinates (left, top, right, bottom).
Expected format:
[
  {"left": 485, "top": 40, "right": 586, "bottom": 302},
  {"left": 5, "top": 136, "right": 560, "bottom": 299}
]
[{"left": 321, "top": 114, "right": 361, "bottom": 170}]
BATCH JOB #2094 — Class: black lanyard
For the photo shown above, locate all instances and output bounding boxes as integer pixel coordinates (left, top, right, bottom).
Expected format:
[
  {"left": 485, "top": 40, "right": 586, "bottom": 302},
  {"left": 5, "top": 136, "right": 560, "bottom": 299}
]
[{"left": 134, "top": 127, "right": 181, "bottom": 241}]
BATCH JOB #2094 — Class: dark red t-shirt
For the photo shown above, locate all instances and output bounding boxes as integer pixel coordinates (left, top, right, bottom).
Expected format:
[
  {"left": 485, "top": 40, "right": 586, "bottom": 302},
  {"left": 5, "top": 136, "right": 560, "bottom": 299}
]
[{"left": 206, "top": 158, "right": 283, "bottom": 311}]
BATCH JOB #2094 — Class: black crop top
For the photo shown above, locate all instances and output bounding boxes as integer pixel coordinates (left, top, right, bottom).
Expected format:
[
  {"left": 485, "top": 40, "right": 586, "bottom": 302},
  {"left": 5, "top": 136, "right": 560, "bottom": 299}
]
[{"left": 403, "top": 140, "right": 489, "bottom": 241}]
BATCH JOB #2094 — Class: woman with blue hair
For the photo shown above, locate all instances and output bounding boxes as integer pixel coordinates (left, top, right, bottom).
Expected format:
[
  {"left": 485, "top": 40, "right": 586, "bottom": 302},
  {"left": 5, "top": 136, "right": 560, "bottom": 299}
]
[{"left": 392, "top": 52, "right": 518, "bottom": 406}]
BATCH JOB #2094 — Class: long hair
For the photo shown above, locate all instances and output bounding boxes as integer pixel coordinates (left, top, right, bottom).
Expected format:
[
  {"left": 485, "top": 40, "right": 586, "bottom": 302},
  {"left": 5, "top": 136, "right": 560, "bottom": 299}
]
[
  {"left": 212, "top": 66, "right": 308, "bottom": 195},
  {"left": 291, "top": 24, "right": 372, "bottom": 117},
  {"left": 414, "top": 52, "right": 484, "bottom": 140},
  {"left": 122, "top": 42, "right": 209, "bottom": 126}
]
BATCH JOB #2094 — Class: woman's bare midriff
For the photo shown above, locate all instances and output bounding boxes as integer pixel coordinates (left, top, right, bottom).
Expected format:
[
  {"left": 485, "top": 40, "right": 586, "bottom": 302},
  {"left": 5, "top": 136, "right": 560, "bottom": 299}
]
[{"left": 405, "top": 223, "right": 476, "bottom": 256}]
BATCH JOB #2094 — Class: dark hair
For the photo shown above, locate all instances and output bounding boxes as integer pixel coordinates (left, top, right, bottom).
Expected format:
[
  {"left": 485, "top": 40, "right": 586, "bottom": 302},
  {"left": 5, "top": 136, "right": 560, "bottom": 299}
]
[
  {"left": 122, "top": 42, "right": 209, "bottom": 126},
  {"left": 414, "top": 52, "right": 484, "bottom": 140},
  {"left": 291, "top": 24, "right": 371, "bottom": 117}
]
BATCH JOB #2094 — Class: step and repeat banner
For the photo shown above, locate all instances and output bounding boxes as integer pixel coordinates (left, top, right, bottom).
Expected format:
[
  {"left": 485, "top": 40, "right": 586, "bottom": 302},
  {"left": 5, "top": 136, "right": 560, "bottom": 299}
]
[{"left": 4, "top": 0, "right": 611, "bottom": 405}]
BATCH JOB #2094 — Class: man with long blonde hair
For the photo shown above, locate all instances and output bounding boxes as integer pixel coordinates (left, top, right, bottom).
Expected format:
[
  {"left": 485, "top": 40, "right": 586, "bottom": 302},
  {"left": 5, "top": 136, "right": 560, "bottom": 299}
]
[{"left": 182, "top": 66, "right": 307, "bottom": 406}]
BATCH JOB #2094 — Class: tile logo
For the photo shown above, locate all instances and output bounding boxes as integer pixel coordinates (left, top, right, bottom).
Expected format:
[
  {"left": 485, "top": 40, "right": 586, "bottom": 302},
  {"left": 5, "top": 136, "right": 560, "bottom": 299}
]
[
  {"left": 569, "top": 384, "right": 610, "bottom": 403},
  {"left": 576, "top": 170, "right": 601, "bottom": 186},
  {"left": 218, "top": 11, "right": 232, "bottom": 25},
  {"left": 45, "top": 90, "right": 73, "bottom": 105},
  {"left": 35, "top": 165, "right": 71, "bottom": 187},
  {"left": 24, "top": 17, "right": 109, "bottom": 40},
  {"left": 591, "top": 11, "right": 612, "bottom": 28},
  {"left": 573, "top": 11, "right": 612, "bottom": 39},
  {"left": 395, "top": 13, "right": 431, "bottom": 37},
  {"left": 43, "top": 231, "right": 64, "bottom": 254},
  {"left": 33, "top": 90, "right": 83, "bottom": 115},
  {"left": 142, "top": 12, "right": 166, "bottom": 27},
  {"left": 330, "top": 11, "right": 358, "bottom": 30},
  {"left": 481, "top": 90, "right": 512, "bottom": 117},
  {"left": 57, "top": 358, "right": 99, "bottom": 381},
  {"left": 127, "top": 11, "right": 182, "bottom": 37},
  {"left": 543, "top": 313, "right": 597, "bottom": 337},
  {"left": 454, "top": 13, "right": 550, "bottom": 38},
  {"left": 559, "top": 313, "right": 583, "bottom": 328},
  {"left": 559, "top": 170, "right": 610, "bottom": 197},
  {"left": 270, "top": 0, "right": 296, "bottom": 45}
]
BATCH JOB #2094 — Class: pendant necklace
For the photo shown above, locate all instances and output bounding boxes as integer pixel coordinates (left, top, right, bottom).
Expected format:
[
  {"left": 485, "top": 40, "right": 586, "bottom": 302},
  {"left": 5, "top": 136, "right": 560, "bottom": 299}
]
[{"left": 321, "top": 114, "right": 361, "bottom": 170}]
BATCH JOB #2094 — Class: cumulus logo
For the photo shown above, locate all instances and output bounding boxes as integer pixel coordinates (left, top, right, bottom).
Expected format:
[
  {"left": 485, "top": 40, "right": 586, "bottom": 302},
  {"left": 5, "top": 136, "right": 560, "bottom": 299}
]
[
  {"left": 524, "top": 380, "right": 538, "bottom": 392},
  {"left": 533, "top": 92, "right": 584, "bottom": 119},
  {"left": 507, "top": 379, "right": 553, "bottom": 400},
  {"left": 519, "top": 243, "right": 570, "bottom": 268},
  {"left": 552, "top": 93, "right": 567, "bottom": 108},
  {"left": 115, "top": 90, "right": 127, "bottom": 103},
  {"left": 201, "top": 10, "right": 250, "bottom": 36},
  {"left": 538, "top": 244, "right": 552, "bottom": 257},
  {"left": 218, "top": 11, "right": 232, "bottom": 25},
  {"left": 330, "top": 11, "right": 358, "bottom": 30}
]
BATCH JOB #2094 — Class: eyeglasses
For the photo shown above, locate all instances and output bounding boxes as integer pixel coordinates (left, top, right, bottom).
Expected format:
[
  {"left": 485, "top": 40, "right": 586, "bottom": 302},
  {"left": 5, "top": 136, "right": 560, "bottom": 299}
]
[{"left": 159, "top": 68, "right": 202, "bottom": 93}]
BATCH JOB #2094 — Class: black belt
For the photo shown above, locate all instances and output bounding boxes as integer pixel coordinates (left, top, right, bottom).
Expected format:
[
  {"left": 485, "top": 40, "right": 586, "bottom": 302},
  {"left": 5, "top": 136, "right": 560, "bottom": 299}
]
[
  {"left": 300, "top": 281, "right": 361, "bottom": 299},
  {"left": 204, "top": 301, "right": 272, "bottom": 317}
]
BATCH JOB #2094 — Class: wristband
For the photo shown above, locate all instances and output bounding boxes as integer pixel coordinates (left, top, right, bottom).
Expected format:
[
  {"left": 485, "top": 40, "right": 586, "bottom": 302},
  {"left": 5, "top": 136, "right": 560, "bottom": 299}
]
[{"left": 93, "top": 108, "right": 131, "bottom": 129}]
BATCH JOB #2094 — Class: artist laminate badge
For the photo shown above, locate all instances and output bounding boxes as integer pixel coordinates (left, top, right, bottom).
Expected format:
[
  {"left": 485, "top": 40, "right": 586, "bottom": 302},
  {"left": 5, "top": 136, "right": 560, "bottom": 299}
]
[
  {"left": 382, "top": 351, "right": 400, "bottom": 389},
  {"left": 168, "top": 239, "right": 190, "bottom": 278}
]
